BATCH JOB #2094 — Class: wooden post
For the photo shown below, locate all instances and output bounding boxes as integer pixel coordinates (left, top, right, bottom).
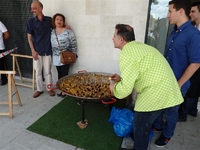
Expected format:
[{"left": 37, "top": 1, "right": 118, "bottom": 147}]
[{"left": 0, "top": 71, "right": 22, "bottom": 118}]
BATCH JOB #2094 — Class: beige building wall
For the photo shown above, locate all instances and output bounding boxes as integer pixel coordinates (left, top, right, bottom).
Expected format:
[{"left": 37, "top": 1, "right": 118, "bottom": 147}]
[{"left": 40, "top": 0, "right": 149, "bottom": 83}]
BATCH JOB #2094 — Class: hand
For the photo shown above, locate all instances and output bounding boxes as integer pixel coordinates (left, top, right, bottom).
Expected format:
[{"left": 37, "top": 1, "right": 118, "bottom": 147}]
[
  {"left": 109, "top": 74, "right": 121, "bottom": 82},
  {"left": 32, "top": 50, "right": 39, "bottom": 60},
  {"left": 65, "top": 25, "right": 71, "bottom": 30}
]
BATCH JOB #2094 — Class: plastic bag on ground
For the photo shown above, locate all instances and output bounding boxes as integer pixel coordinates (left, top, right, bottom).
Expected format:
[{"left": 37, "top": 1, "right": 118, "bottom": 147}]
[
  {"left": 108, "top": 106, "right": 154, "bottom": 140},
  {"left": 108, "top": 106, "right": 134, "bottom": 137}
]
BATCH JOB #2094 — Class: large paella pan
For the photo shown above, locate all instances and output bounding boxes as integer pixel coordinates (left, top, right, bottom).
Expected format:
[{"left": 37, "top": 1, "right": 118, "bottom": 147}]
[
  {"left": 56, "top": 72, "right": 114, "bottom": 101},
  {"left": 48, "top": 72, "right": 116, "bottom": 129}
]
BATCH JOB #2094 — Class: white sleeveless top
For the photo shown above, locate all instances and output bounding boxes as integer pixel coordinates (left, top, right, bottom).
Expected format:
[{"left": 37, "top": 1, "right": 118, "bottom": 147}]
[{"left": 0, "top": 21, "right": 8, "bottom": 50}]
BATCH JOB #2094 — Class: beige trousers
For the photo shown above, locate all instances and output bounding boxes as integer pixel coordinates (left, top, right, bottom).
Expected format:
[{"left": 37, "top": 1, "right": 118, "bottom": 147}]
[{"left": 33, "top": 55, "right": 52, "bottom": 92}]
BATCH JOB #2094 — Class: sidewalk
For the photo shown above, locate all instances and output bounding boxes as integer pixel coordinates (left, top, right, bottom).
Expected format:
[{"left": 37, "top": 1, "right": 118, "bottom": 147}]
[{"left": 0, "top": 82, "right": 200, "bottom": 150}]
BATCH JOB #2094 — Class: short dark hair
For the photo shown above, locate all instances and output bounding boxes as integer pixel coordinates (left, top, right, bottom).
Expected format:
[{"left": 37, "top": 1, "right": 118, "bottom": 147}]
[
  {"left": 52, "top": 13, "right": 66, "bottom": 29},
  {"left": 115, "top": 24, "right": 135, "bottom": 42},
  {"left": 192, "top": 2, "right": 200, "bottom": 12},
  {"left": 168, "top": 0, "right": 191, "bottom": 18}
]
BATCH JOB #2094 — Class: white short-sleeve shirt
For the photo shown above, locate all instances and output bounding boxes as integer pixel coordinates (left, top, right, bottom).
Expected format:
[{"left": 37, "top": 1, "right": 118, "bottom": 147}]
[{"left": 0, "top": 21, "right": 8, "bottom": 50}]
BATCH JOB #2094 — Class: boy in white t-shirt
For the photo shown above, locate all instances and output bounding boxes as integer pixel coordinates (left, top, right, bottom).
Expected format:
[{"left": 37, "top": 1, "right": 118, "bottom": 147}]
[{"left": 0, "top": 21, "right": 10, "bottom": 85}]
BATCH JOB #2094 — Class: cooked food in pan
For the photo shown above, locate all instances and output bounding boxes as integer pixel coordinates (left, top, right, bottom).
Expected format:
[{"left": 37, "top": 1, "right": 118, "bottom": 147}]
[{"left": 58, "top": 73, "right": 112, "bottom": 98}]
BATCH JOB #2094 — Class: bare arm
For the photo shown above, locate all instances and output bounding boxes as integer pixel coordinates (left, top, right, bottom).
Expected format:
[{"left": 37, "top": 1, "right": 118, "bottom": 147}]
[
  {"left": 109, "top": 83, "right": 116, "bottom": 96},
  {"left": 3, "top": 31, "right": 10, "bottom": 41},
  {"left": 27, "top": 34, "right": 38, "bottom": 60},
  {"left": 178, "top": 63, "right": 200, "bottom": 88}
]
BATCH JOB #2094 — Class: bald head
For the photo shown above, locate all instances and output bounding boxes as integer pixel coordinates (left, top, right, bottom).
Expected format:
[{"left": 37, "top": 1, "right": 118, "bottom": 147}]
[
  {"left": 32, "top": 0, "right": 43, "bottom": 9},
  {"left": 31, "top": 0, "right": 43, "bottom": 17}
]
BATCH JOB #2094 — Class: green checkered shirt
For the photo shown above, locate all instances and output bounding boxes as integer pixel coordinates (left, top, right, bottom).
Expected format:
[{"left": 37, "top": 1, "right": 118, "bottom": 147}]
[{"left": 114, "top": 41, "right": 183, "bottom": 112}]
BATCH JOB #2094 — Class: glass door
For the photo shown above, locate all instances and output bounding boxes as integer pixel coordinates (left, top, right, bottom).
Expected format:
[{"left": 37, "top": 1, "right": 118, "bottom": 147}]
[{"left": 145, "top": 0, "right": 169, "bottom": 55}]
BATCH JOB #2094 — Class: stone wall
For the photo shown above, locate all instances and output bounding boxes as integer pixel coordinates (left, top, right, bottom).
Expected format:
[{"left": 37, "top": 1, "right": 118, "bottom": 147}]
[{"left": 40, "top": 0, "right": 149, "bottom": 83}]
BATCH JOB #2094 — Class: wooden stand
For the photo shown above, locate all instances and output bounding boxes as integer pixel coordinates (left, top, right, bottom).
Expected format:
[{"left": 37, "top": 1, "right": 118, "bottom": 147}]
[
  {"left": 10, "top": 54, "right": 35, "bottom": 90},
  {"left": 0, "top": 71, "right": 22, "bottom": 118}
]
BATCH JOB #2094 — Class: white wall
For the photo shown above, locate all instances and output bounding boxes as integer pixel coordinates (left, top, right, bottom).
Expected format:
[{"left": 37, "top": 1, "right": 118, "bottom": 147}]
[{"left": 40, "top": 0, "right": 149, "bottom": 83}]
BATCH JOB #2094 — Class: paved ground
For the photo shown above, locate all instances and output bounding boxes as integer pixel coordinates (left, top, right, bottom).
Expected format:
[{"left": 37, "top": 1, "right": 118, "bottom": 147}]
[{"left": 0, "top": 79, "right": 200, "bottom": 150}]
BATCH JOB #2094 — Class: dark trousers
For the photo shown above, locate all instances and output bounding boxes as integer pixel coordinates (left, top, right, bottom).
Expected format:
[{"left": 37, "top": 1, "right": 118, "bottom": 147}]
[
  {"left": 153, "top": 105, "right": 179, "bottom": 138},
  {"left": 56, "top": 64, "right": 70, "bottom": 80},
  {"left": 179, "top": 68, "right": 200, "bottom": 116},
  {"left": 0, "top": 50, "right": 7, "bottom": 82},
  {"left": 133, "top": 109, "right": 163, "bottom": 150},
  {"left": 179, "top": 97, "right": 198, "bottom": 116}
]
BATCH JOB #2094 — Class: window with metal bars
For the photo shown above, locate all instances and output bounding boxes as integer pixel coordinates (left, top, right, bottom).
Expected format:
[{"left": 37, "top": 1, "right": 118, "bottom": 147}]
[{"left": 0, "top": 0, "right": 33, "bottom": 78}]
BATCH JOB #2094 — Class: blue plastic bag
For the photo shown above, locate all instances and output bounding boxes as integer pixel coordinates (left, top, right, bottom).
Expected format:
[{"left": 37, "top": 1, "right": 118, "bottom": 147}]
[
  {"left": 108, "top": 106, "right": 154, "bottom": 140},
  {"left": 108, "top": 106, "right": 134, "bottom": 137}
]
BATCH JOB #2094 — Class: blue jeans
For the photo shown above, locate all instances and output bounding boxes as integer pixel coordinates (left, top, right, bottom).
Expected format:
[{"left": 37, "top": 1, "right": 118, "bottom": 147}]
[
  {"left": 179, "top": 97, "right": 198, "bottom": 116},
  {"left": 153, "top": 105, "right": 179, "bottom": 138},
  {"left": 133, "top": 110, "right": 163, "bottom": 150}
]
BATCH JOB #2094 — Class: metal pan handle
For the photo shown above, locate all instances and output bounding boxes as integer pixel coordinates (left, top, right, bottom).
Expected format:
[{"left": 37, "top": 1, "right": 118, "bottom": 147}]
[
  {"left": 47, "top": 84, "right": 58, "bottom": 90},
  {"left": 101, "top": 97, "right": 116, "bottom": 104},
  {"left": 78, "top": 70, "right": 87, "bottom": 73}
]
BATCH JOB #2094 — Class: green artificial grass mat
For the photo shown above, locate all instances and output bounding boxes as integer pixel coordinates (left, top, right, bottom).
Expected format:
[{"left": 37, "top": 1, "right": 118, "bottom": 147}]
[{"left": 27, "top": 96, "right": 125, "bottom": 150}]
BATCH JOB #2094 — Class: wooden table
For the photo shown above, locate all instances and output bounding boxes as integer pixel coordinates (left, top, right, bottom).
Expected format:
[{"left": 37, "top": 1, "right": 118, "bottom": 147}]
[
  {"left": 10, "top": 54, "right": 35, "bottom": 90},
  {"left": 0, "top": 71, "right": 22, "bottom": 118}
]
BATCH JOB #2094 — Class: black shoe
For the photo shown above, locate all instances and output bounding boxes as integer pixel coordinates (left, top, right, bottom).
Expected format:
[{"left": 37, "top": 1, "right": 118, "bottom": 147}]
[
  {"left": 188, "top": 112, "right": 197, "bottom": 117},
  {"left": 60, "top": 94, "right": 67, "bottom": 98},
  {"left": 155, "top": 134, "right": 170, "bottom": 148},
  {"left": 1, "top": 80, "right": 8, "bottom": 86},
  {"left": 178, "top": 115, "right": 187, "bottom": 122},
  {"left": 57, "top": 93, "right": 62, "bottom": 97}
]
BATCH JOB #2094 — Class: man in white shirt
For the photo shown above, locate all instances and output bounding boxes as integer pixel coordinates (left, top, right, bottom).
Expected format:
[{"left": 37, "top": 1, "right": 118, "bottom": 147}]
[
  {"left": 0, "top": 21, "right": 10, "bottom": 85},
  {"left": 178, "top": 2, "right": 200, "bottom": 122},
  {"left": 190, "top": 2, "right": 200, "bottom": 29}
]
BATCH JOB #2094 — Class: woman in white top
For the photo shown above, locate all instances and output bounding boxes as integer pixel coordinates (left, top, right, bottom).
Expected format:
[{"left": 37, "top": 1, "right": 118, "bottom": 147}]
[
  {"left": 0, "top": 21, "right": 10, "bottom": 86},
  {"left": 51, "top": 13, "right": 77, "bottom": 98}
]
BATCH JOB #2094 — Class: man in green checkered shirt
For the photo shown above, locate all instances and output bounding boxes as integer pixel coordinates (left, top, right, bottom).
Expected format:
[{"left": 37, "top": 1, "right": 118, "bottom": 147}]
[{"left": 109, "top": 24, "right": 183, "bottom": 150}]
